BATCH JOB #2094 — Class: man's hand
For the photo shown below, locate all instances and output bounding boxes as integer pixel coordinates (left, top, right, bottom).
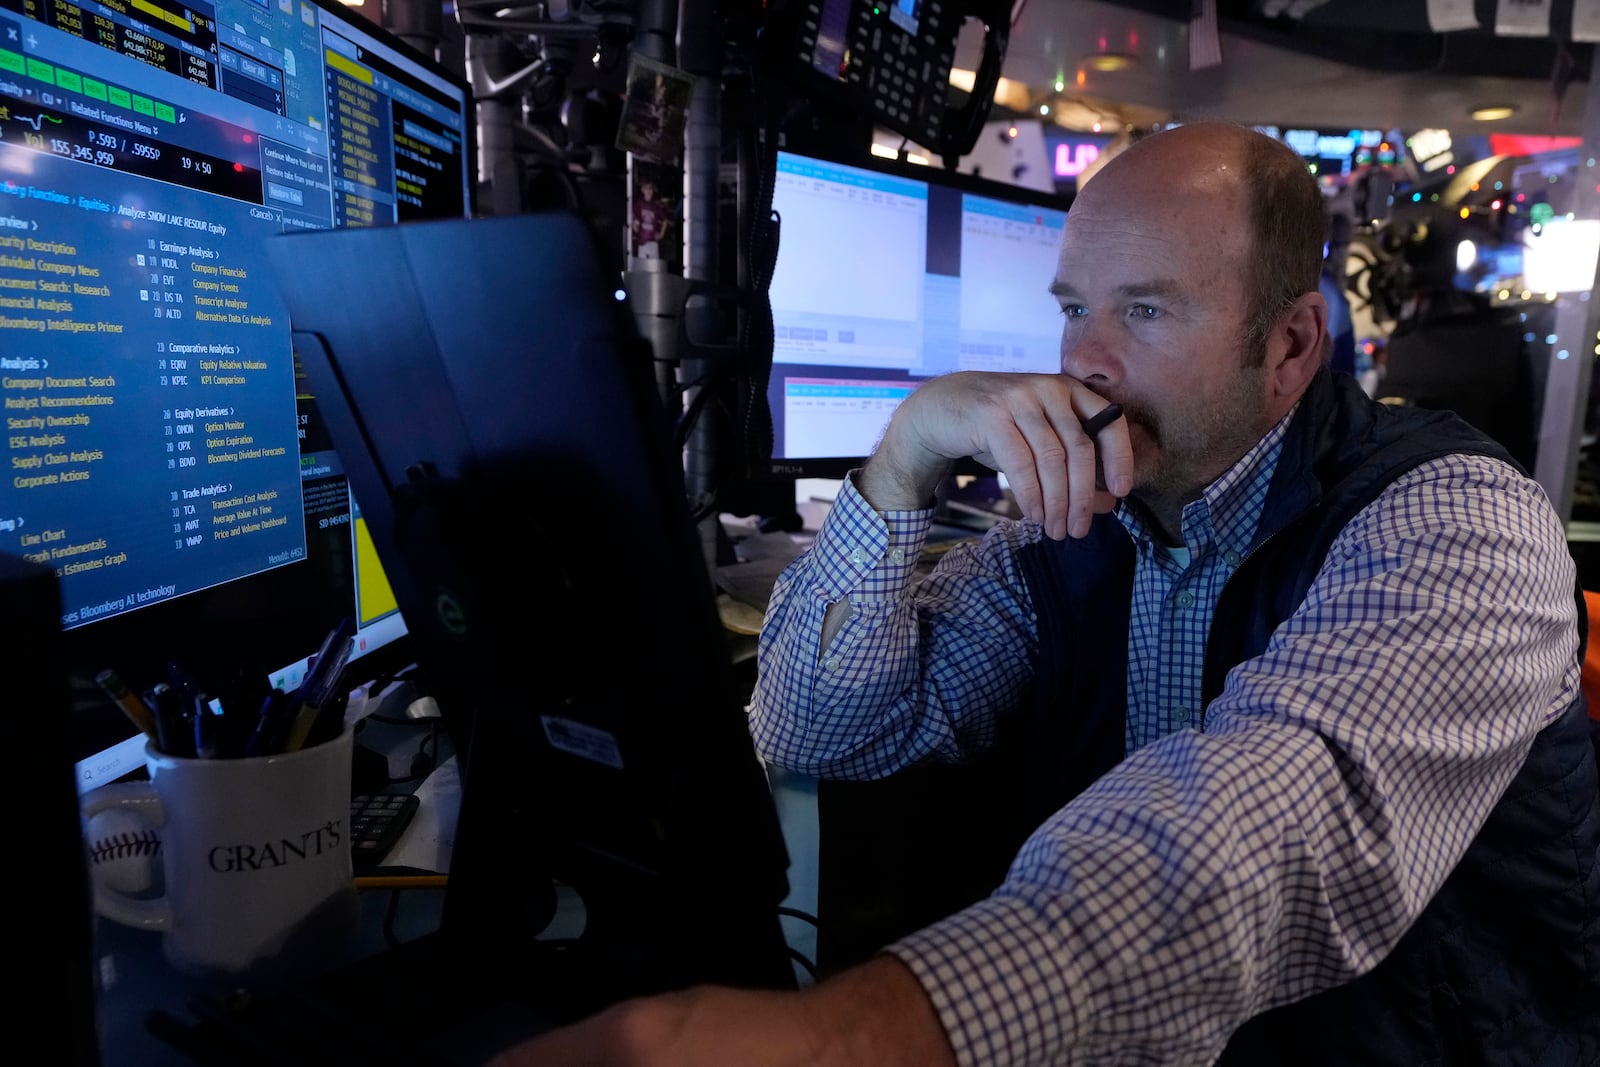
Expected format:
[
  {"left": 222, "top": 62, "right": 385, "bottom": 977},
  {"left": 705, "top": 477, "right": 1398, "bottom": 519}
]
[
  {"left": 484, "top": 955, "right": 957, "bottom": 1067},
  {"left": 861, "top": 371, "right": 1132, "bottom": 540}
]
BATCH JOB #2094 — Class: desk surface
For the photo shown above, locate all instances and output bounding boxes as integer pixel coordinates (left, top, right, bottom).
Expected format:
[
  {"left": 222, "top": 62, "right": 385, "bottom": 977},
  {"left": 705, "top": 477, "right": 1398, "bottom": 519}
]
[
  {"left": 93, "top": 881, "right": 465, "bottom": 1066},
  {"left": 90, "top": 704, "right": 481, "bottom": 1067},
  {"left": 91, "top": 713, "right": 815, "bottom": 1065},
  {"left": 90, "top": 726, "right": 812, "bottom": 1062}
]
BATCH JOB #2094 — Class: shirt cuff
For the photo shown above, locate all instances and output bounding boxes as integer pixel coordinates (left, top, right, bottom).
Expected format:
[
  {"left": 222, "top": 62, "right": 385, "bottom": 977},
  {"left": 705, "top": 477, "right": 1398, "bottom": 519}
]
[
  {"left": 886, "top": 894, "right": 1086, "bottom": 1067},
  {"left": 806, "top": 471, "right": 934, "bottom": 599}
]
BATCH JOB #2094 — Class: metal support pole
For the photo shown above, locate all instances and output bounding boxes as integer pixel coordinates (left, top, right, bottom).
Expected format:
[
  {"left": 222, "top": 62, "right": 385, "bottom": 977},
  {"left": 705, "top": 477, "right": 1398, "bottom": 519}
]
[
  {"left": 1532, "top": 47, "right": 1600, "bottom": 524},
  {"left": 622, "top": 0, "right": 684, "bottom": 409},
  {"left": 632, "top": 0, "right": 678, "bottom": 63},
  {"left": 381, "top": 0, "right": 443, "bottom": 60},
  {"left": 678, "top": 0, "right": 721, "bottom": 511},
  {"left": 465, "top": 33, "right": 528, "bottom": 217}
]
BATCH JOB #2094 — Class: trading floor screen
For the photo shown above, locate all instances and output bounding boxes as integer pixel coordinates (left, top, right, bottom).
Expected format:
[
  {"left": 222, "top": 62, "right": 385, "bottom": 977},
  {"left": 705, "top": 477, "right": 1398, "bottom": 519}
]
[{"left": 0, "top": 0, "right": 471, "bottom": 629}]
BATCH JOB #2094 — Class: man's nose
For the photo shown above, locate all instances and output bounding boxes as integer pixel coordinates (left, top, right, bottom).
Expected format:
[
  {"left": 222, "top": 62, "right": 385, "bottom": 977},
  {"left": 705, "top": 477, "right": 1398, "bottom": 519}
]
[{"left": 1060, "top": 320, "right": 1122, "bottom": 387}]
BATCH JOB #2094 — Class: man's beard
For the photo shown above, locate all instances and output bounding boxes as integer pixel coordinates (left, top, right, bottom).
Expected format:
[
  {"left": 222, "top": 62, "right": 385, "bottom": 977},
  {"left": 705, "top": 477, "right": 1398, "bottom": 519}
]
[{"left": 1121, "top": 358, "right": 1272, "bottom": 512}]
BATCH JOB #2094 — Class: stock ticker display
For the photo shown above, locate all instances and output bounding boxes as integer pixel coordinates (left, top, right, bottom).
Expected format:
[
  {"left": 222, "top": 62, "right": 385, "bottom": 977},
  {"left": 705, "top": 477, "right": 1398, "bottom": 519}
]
[{"left": 0, "top": 0, "right": 470, "bottom": 628}]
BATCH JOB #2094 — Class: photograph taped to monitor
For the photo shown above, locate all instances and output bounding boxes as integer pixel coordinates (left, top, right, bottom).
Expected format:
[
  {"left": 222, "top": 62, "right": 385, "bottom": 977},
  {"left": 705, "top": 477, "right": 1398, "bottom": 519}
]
[
  {"left": 616, "top": 52, "right": 694, "bottom": 164},
  {"left": 629, "top": 158, "right": 682, "bottom": 268}
]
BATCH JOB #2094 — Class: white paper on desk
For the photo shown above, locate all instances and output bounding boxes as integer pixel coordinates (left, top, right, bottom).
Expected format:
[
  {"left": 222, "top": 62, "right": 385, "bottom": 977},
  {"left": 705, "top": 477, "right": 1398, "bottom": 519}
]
[
  {"left": 714, "top": 559, "right": 792, "bottom": 611},
  {"left": 381, "top": 755, "right": 459, "bottom": 872},
  {"left": 1576, "top": 0, "right": 1600, "bottom": 41},
  {"left": 716, "top": 531, "right": 804, "bottom": 607},
  {"left": 730, "top": 530, "right": 801, "bottom": 563},
  {"left": 1427, "top": 0, "right": 1479, "bottom": 31},
  {"left": 1494, "top": 0, "right": 1550, "bottom": 36}
]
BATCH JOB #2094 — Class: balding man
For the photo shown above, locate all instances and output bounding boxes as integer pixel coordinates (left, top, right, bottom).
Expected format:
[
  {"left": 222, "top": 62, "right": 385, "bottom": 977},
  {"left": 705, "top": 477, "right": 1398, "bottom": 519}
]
[{"left": 493, "top": 122, "right": 1599, "bottom": 1067}]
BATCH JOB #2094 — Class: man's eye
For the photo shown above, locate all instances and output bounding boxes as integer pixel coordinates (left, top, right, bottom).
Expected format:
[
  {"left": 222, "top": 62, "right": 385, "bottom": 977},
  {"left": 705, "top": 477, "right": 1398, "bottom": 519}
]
[
  {"left": 1059, "top": 305, "right": 1087, "bottom": 319},
  {"left": 1130, "top": 304, "right": 1161, "bottom": 321}
]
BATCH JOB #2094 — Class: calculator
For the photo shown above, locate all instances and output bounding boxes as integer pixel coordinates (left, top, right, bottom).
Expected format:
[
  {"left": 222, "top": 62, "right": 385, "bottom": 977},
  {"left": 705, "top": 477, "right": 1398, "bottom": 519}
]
[{"left": 349, "top": 793, "right": 420, "bottom": 869}]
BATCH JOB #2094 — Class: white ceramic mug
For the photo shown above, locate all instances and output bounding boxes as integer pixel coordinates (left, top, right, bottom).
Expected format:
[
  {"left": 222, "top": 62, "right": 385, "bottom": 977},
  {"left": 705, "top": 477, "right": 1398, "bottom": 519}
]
[{"left": 81, "top": 726, "right": 360, "bottom": 981}]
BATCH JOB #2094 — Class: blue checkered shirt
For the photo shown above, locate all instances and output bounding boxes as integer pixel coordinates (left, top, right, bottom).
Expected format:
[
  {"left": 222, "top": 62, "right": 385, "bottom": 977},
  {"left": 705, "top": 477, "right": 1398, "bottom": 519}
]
[{"left": 750, "top": 413, "right": 1580, "bottom": 1065}]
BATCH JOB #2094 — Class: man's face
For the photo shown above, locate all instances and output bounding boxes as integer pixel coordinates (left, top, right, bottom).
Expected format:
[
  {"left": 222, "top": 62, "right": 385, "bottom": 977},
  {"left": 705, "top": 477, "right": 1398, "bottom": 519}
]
[{"left": 1051, "top": 164, "right": 1276, "bottom": 508}]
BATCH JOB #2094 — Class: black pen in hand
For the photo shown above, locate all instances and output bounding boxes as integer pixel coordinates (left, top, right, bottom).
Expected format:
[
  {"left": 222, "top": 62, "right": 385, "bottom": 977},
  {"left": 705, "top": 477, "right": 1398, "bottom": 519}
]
[
  {"left": 1081, "top": 403, "right": 1123, "bottom": 438},
  {"left": 1082, "top": 403, "right": 1125, "bottom": 495}
]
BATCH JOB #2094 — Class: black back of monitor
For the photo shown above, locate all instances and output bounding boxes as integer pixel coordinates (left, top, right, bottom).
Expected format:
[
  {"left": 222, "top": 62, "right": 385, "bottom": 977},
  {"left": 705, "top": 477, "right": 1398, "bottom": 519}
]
[
  {"left": 266, "top": 214, "right": 794, "bottom": 1024},
  {"left": 3, "top": 554, "right": 102, "bottom": 1065}
]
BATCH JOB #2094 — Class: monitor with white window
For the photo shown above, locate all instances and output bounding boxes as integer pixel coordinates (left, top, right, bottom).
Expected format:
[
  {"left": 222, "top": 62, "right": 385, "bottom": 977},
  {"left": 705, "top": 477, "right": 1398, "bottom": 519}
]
[{"left": 765, "top": 149, "right": 1069, "bottom": 477}]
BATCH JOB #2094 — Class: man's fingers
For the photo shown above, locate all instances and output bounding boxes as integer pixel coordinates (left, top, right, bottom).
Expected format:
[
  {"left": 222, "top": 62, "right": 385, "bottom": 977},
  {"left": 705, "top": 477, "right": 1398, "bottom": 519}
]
[
  {"left": 1034, "top": 400, "right": 1100, "bottom": 539},
  {"left": 904, "top": 373, "right": 1132, "bottom": 540},
  {"left": 1006, "top": 384, "right": 1132, "bottom": 541},
  {"left": 1036, "top": 390, "right": 1136, "bottom": 539},
  {"left": 1083, "top": 401, "right": 1134, "bottom": 500},
  {"left": 979, "top": 420, "right": 1051, "bottom": 530}
]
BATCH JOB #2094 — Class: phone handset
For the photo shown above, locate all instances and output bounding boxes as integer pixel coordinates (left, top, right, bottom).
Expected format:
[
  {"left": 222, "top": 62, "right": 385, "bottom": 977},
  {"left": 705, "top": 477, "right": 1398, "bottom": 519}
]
[{"left": 933, "top": 0, "right": 1012, "bottom": 164}]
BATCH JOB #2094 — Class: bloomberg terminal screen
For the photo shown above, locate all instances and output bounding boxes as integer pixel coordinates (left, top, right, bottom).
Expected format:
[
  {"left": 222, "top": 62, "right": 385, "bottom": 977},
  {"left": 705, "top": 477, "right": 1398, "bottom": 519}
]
[{"left": 0, "top": 0, "right": 470, "bottom": 628}]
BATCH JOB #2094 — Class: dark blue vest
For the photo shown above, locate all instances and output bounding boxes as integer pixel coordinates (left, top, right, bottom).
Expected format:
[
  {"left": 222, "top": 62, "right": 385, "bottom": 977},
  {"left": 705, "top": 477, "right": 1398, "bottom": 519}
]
[{"left": 1013, "top": 370, "right": 1600, "bottom": 1064}]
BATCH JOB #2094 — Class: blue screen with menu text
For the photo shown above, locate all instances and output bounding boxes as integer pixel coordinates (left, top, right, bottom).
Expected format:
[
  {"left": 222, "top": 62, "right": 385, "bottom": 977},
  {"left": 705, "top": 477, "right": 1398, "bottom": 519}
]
[{"left": 0, "top": 0, "right": 470, "bottom": 631}]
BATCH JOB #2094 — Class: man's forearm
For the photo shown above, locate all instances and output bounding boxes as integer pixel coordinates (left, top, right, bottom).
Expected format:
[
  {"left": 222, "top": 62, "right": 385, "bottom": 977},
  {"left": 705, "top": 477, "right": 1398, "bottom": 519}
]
[
  {"left": 858, "top": 428, "right": 951, "bottom": 512},
  {"left": 812, "top": 447, "right": 935, "bottom": 656},
  {"left": 750, "top": 466, "right": 1033, "bottom": 779},
  {"left": 812, "top": 437, "right": 942, "bottom": 661},
  {"left": 798, "top": 955, "right": 958, "bottom": 1067},
  {"left": 484, "top": 955, "right": 958, "bottom": 1067}
]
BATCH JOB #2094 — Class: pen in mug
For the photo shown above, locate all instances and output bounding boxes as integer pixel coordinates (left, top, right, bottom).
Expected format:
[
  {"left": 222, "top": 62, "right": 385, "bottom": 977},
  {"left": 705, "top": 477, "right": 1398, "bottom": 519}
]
[
  {"left": 193, "top": 693, "right": 222, "bottom": 759},
  {"left": 149, "top": 683, "right": 196, "bottom": 758},
  {"left": 96, "top": 669, "right": 158, "bottom": 741},
  {"left": 245, "top": 689, "right": 295, "bottom": 757},
  {"left": 285, "top": 619, "right": 356, "bottom": 753}
]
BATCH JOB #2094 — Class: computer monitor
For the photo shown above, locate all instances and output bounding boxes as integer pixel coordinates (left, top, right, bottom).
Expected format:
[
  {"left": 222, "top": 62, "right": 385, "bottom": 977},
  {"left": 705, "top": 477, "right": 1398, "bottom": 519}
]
[
  {"left": 265, "top": 212, "right": 795, "bottom": 1030},
  {"left": 764, "top": 148, "right": 1069, "bottom": 477},
  {"left": 0, "top": 0, "right": 474, "bottom": 790}
]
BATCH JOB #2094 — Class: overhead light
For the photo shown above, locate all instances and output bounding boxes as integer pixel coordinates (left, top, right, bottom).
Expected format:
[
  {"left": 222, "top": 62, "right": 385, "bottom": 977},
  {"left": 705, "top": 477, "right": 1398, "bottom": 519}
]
[
  {"left": 1084, "top": 52, "right": 1138, "bottom": 73},
  {"left": 994, "top": 77, "right": 1031, "bottom": 110},
  {"left": 949, "top": 68, "right": 1030, "bottom": 110},
  {"left": 1471, "top": 105, "right": 1517, "bottom": 121}
]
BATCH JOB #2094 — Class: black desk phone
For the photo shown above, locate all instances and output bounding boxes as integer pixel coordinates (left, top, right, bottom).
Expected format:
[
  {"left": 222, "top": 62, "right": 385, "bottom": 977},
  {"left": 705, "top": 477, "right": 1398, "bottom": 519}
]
[{"left": 772, "top": 0, "right": 1012, "bottom": 161}]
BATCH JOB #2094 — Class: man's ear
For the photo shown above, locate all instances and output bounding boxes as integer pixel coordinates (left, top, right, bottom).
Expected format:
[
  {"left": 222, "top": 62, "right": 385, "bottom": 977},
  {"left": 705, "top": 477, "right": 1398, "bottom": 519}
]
[{"left": 1270, "top": 291, "right": 1328, "bottom": 400}]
